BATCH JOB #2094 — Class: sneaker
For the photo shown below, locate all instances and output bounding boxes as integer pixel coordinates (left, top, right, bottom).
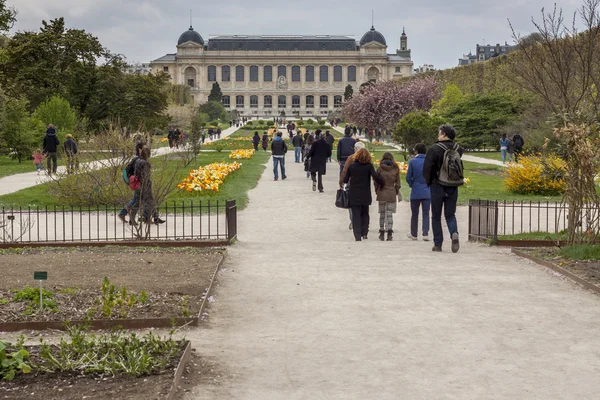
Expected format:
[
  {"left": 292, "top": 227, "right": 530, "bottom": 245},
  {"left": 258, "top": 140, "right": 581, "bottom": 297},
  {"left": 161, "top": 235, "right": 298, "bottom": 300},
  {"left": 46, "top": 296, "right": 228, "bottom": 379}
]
[
  {"left": 312, "top": 182, "right": 316, "bottom": 191},
  {"left": 282, "top": 176, "right": 287, "bottom": 180},
  {"left": 432, "top": 245, "right": 442, "bottom": 252},
  {"left": 406, "top": 233, "right": 418, "bottom": 241},
  {"left": 451, "top": 233, "right": 460, "bottom": 253},
  {"left": 153, "top": 217, "right": 166, "bottom": 224},
  {"left": 117, "top": 214, "right": 128, "bottom": 224},
  {"left": 319, "top": 190, "right": 324, "bottom": 193},
  {"left": 362, "top": 234, "right": 368, "bottom": 240},
  {"left": 274, "top": 178, "right": 278, "bottom": 181},
  {"left": 422, "top": 235, "right": 430, "bottom": 241}
]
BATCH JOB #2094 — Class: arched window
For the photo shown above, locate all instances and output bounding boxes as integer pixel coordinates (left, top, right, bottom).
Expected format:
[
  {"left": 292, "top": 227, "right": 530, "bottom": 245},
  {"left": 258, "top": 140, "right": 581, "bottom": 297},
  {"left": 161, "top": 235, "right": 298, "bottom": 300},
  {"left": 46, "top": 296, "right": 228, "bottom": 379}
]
[
  {"left": 347, "top": 65, "right": 356, "bottom": 82},
  {"left": 236, "top": 95, "right": 244, "bottom": 108},
  {"left": 292, "top": 66, "right": 301, "bottom": 82},
  {"left": 334, "top": 95, "right": 342, "bottom": 108},
  {"left": 250, "top": 95, "right": 258, "bottom": 108},
  {"left": 319, "top": 66, "right": 328, "bottom": 82},
  {"left": 222, "top": 96, "right": 230, "bottom": 108},
  {"left": 333, "top": 65, "right": 342, "bottom": 82},
  {"left": 320, "top": 95, "right": 328, "bottom": 108},
  {"left": 306, "top": 66, "right": 314, "bottom": 82},
  {"left": 306, "top": 95, "right": 314, "bottom": 108},
  {"left": 264, "top": 66, "right": 273, "bottom": 82},
  {"left": 186, "top": 67, "right": 197, "bottom": 87},
  {"left": 292, "top": 95, "right": 300, "bottom": 108},
  {"left": 249, "top": 66, "right": 259, "bottom": 82},
  {"left": 207, "top": 66, "right": 216, "bottom": 82},
  {"left": 367, "top": 67, "right": 379, "bottom": 82},
  {"left": 236, "top": 66, "right": 245, "bottom": 82},
  {"left": 221, "top": 65, "right": 230, "bottom": 82},
  {"left": 264, "top": 95, "right": 272, "bottom": 108},
  {"left": 278, "top": 95, "right": 287, "bottom": 108},
  {"left": 277, "top": 65, "right": 287, "bottom": 78}
]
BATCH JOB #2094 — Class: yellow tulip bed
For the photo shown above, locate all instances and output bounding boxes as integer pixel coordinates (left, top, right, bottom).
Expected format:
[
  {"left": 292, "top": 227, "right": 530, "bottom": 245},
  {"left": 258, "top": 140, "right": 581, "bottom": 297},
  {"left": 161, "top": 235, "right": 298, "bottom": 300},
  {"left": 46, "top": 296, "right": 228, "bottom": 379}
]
[
  {"left": 158, "top": 137, "right": 169, "bottom": 143},
  {"left": 229, "top": 149, "right": 255, "bottom": 159},
  {"left": 176, "top": 162, "right": 242, "bottom": 193}
]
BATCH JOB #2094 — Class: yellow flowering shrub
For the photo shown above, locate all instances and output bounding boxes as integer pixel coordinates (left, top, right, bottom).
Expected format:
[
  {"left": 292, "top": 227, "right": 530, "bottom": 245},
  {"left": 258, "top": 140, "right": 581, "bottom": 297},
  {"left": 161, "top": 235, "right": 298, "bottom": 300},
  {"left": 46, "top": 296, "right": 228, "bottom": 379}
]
[
  {"left": 229, "top": 149, "right": 255, "bottom": 159},
  {"left": 176, "top": 162, "right": 242, "bottom": 193},
  {"left": 504, "top": 154, "right": 567, "bottom": 195}
]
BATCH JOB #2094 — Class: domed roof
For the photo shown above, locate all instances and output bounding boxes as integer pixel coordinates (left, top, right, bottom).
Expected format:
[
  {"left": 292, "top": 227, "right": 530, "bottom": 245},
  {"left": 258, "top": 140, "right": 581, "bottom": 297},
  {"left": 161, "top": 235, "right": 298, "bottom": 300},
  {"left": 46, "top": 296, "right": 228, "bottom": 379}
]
[
  {"left": 178, "top": 26, "right": 204, "bottom": 46},
  {"left": 360, "top": 26, "right": 386, "bottom": 46}
]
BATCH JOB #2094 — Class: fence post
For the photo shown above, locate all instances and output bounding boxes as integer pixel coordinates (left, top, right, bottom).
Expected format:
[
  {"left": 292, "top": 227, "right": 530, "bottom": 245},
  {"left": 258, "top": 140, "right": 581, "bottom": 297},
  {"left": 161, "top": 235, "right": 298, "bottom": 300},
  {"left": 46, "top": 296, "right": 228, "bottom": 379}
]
[
  {"left": 468, "top": 200, "right": 472, "bottom": 240},
  {"left": 493, "top": 200, "right": 499, "bottom": 245},
  {"left": 226, "top": 200, "right": 237, "bottom": 242}
]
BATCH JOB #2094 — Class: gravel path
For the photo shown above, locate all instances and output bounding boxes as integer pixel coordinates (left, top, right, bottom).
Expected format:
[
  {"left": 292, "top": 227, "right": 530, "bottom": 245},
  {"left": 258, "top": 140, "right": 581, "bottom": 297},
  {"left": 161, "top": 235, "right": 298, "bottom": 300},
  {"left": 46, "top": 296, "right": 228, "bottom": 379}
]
[{"left": 184, "top": 152, "right": 600, "bottom": 400}]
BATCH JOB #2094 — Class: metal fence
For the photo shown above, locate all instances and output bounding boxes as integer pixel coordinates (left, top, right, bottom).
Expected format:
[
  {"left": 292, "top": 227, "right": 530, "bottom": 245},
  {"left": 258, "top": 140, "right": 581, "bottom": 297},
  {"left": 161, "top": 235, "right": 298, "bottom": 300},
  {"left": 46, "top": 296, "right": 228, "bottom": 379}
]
[
  {"left": 0, "top": 200, "right": 237, "bottom": 245},
  {"left": 468, "top": 200, "right": 572, "bottom": 242}
]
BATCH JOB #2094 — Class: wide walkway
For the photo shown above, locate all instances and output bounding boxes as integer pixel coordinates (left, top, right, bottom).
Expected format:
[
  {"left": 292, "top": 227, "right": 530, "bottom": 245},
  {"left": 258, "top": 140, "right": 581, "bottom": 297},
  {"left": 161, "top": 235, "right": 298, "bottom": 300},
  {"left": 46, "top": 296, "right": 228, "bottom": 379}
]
[
  {"left": 185, "top": 152, "right": 600, "bottom": 399},
  {"left": 0, "top": 126, "right": 240, "bottom": 196}
]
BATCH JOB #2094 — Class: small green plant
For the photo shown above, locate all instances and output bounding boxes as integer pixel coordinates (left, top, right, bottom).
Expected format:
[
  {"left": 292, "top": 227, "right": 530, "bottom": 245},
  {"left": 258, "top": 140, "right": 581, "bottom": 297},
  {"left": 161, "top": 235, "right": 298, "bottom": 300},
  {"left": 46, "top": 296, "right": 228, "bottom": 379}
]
[
  {"left": 214, "top": 144, "right": 224, "bottom": 152},
  {"left": 97, "top": 277, "right": 141, "bottom": 319},
  {"left": 12, "top": 286, "right": 57, "bottom": 313},
  {"left": 0, "top": 337, "right": 31, "bottom": 381},
  {"left": 0, "top": 299, "right": 8, "bottom": 305},
  {"left": 180, "top": 295, "right": 190, "bottom": 317},
  {"left": 139, "top": 291, "right": 148, "bottom": 304}
]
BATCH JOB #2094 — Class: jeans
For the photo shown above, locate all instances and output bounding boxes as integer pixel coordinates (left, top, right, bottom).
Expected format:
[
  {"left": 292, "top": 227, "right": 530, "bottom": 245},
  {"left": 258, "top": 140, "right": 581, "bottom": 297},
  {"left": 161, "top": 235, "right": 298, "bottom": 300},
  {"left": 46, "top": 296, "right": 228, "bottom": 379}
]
[
  {"left": 273, "top": 157, "right": 286, "bottom": 180},
  {"left": 410, "top": 199, "right": 431, "bottom": 237},
  {"left": 311, "top": 171, "right": 323, "bottom": 191},
  {"left": 119, "top": 191, "right": 138, "bottom": 217},
  {"left": 46, "top": 152, "right": 57, "bottom": 173},
  {"left": 430, "top": 183, "right": 458, "bottom": 247},
  {"left": 501, "top": 149, "right": 507, "bottom": 163},
  {"left": 339, "top": 159, "right": 348, "bottom": 176},
  {"left": 351, "top": 205, "right": 370, "bottom": 240},
  {"left": 294, "top": 147, "right": 302, "bottom": 163},
  {"left": 66, "top": 156, "right": 78, "bottom": 174}
]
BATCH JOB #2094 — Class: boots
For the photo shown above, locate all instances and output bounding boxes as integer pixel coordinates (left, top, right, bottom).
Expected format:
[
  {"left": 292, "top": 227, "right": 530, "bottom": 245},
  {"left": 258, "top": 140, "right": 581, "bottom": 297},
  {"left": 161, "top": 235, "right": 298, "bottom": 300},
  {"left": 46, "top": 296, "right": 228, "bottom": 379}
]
[
  {"left": 387, "top": 230, "right": 393, "bottom": 241},
  {"left": 378, "top": 230, "right": 385, "bottom": 241}
]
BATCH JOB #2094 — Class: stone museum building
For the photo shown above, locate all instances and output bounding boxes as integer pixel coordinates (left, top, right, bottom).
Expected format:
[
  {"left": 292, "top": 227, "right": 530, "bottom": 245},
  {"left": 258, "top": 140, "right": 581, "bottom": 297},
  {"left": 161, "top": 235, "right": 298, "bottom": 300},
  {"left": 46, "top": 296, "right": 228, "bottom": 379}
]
[{"left": 151, "top": 25, "right": 413, "bottom": 117}]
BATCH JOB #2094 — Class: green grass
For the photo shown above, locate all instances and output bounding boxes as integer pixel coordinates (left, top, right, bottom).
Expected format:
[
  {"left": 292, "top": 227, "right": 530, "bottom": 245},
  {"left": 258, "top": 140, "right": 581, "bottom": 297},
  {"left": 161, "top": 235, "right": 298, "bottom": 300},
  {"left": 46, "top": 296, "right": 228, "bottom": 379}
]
[
  {"left": 464, "top": 151, "right": 501, "bottom": 161},
  {"left": 0, "top": 155, "right": 37, "bottom": 178},
  {"left": 497, "top": 231, "right": 567, "bottom": 241},
  {"left": 559, "top": 245, "right": 600, "bottom": 260}
]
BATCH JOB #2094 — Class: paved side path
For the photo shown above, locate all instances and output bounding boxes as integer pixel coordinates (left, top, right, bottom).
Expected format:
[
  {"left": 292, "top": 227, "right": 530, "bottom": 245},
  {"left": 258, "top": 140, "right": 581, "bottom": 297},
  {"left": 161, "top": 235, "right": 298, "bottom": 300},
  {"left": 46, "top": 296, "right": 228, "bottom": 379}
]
[
  {"left": 185, "top": 153, "right": 600, "bottom": 399},
  {"left": 0, "top": 126, "right": 240, "bottom": 196}
]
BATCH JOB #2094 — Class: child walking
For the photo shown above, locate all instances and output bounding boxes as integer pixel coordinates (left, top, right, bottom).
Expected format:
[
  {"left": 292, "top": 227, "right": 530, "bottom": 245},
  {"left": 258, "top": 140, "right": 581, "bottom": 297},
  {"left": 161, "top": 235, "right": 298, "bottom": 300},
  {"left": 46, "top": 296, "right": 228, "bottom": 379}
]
[
  {"left": 32, "top": 149, "right": 44, "bottom": 174},
  {"left": 406, "top": 144, "right": 431, "bottom": 241},
  {"left": 375, "top": 152, "right": 401, "bottom": 241}
]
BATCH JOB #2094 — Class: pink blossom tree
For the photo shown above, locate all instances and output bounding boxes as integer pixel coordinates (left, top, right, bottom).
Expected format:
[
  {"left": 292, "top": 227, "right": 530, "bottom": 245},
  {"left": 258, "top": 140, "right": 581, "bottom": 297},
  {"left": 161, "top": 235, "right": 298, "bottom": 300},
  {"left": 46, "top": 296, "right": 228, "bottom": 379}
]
[{"left": 342, "top": 77, "right": 438, "bottom": 131}]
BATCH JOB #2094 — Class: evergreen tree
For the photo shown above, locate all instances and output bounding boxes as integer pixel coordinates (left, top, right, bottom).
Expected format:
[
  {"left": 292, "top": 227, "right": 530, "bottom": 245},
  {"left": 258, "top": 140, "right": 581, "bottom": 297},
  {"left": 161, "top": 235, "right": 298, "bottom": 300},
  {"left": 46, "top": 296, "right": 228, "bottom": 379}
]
[
  {"left": 208, "top": 82, "right": 223, "bottom": 102},
  {"left": 344, "top": 84, "right": 354, "bottom": 100}
]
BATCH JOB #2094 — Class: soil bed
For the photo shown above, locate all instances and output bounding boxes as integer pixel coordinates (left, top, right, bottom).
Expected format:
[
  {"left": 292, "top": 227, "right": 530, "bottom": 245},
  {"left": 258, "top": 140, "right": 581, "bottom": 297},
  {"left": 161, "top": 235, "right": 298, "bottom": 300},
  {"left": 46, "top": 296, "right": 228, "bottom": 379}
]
[
  {"left": 519, "top": 247, "right": 600, "bottom": 287},
  {"left": 1, "top": 342, "right": 188, "bottom": 400},
  {"left": 0, "top": 247, "right": 223, "bottom": 324}
]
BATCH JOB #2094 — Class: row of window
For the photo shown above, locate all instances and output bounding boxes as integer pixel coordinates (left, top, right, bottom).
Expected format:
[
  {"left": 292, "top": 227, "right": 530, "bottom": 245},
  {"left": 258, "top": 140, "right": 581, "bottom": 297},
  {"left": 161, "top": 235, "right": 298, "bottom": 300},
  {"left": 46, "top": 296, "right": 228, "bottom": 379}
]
[
  {"left": 222, "top": 95, "right": 343, "bottom": 108},
  {"left": 207, "top": 65, "right": 356, "bottom": 83}
]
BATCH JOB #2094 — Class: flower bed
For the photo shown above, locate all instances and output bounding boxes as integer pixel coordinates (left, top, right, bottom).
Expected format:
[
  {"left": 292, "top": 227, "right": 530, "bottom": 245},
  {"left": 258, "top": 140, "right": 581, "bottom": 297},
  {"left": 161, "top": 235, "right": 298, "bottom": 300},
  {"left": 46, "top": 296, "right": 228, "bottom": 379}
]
[
  {"left": 229, "top": 149, "right": 255, "bottom": 159},
  {"left": 177, "top": 162, "right": 242, "bottom": 192}
]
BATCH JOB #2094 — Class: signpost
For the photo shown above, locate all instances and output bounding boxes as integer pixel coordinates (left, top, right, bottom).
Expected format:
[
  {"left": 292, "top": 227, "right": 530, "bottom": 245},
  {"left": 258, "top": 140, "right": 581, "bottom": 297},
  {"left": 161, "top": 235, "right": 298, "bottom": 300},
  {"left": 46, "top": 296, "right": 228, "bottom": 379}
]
[{"left": 34, "top": 271, "right": 48, "bottom": 309}]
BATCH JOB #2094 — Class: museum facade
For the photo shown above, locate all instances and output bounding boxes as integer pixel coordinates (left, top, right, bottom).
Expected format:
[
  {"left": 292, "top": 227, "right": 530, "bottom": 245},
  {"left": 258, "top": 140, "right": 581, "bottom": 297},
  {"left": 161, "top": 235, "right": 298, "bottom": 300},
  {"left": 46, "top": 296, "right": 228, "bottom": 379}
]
[{"left": 151, "top": 25, "right": 413, "bottom": 117}]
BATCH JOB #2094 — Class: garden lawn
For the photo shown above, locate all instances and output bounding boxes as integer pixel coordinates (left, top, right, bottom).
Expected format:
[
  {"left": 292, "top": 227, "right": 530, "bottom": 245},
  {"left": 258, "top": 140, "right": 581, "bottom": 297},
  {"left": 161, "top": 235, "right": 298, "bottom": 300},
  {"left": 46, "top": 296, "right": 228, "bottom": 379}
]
[
  {"left": 465, "top": 151, "right": 502, "bottom": 161},
  {"left": 0, "top": 155, "right": 37, "bottom": 178}
]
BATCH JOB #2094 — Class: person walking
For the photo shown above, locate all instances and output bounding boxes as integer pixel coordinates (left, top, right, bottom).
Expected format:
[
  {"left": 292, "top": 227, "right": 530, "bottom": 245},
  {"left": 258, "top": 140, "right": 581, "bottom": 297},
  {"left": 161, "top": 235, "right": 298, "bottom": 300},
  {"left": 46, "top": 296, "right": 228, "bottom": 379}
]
[
  {"left": 499, "top": 133, "right": 510, "bottom": 163},
  {"left": 32, "top": 149, "right": 44, "bottom": 174},
  {"left": 42, "top": 124, "right": 60, "bottom": 175},
  {"left": 167, "top": 128, "right": 175, "bottom": 148},
  {"left": 303, "top": 135, "right": 314, "bottom": 178},
  {"left": 424, "top": 125, "right": 464, "bottom": 253},
  {"left": 292, "top": 132, "right": 304, "bottom": 163},
  {"left": 307, "top": 130, "right": 331, "bottom": 193},
  {"left": 343, "top": 148, "right": 384, "bottom": 241},
  {"left": 217, "top": 127, "right": 221, "bottom": 139},
  {"left": 375, "top": 152, "right": 401, "bottom": 241},
  {"left": 129, "top": 146, "right": 165, "bottom": 225},
  {"left": 406, "top": 144, "right": 430, "bottom": 241},
  {"left": 261, "top": 132, "right": 269, "bottom": 151},
  {"left": 513, "top": 133, "right": 525, "bottom": 162},
  {"left": 337, "top": 126, "right": 356, "bottom": 175},
  {"left": 252, "top": 132, "right": 260, "bottom": 151},
  {"left": 507, "top": 138, "right": 514, "bottom": 162},
  {"left": 325, "top": 130, "right": 335, "bottom": 162},
  {"left": 339, "top": 141, "right": 365, "bottom": 230},
  {"left": 63, "top": 134, "right": 78, "bottom": 174},
  {"left": 271, "top": 132, "right": 288, "bottom": 181}
]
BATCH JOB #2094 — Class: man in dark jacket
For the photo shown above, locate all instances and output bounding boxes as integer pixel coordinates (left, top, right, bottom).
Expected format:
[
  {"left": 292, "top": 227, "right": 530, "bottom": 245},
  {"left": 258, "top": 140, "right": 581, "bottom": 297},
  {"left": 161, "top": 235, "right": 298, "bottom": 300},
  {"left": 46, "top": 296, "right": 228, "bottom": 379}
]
[
  {"left": 337, "top": 127, "right": 356, "bottom": 174},
  {"left": 513, "top": 133, "right": 524, "bottom": 162},
  {"left": 307, "top": 130, "right": 332, "bottom": 193},
  {"left": 325, "top": 130, "right": 335, "bottom": 162},
  {"left": 63, "top": 134, "right": 78, "bottom": 174},
  {"left": 292, "top": 132, "right": 304, "bottom": 163},
  {"left": 271, "top": 132, "right": 288, "bottom": 181},
  {"left": 42, "top": 124, "right": 60, "bottom": 175},
  {"left": 423, "top": 125, "right": 463, "bottom": 253}
]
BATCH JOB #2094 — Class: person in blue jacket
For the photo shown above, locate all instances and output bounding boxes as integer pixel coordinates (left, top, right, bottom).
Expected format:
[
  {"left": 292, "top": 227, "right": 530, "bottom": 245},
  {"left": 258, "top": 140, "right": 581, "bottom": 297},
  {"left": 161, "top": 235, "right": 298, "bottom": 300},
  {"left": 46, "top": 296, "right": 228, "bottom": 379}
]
[{"left": 405, "top": 143, "right": 431, "bottom": 241}]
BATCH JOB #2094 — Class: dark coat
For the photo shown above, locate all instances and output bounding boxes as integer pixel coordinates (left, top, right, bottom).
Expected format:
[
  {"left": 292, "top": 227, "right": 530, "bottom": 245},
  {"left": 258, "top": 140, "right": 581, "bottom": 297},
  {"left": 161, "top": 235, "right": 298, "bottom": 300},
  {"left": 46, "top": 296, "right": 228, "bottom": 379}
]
[
  {"left": 271, "top": 137, "right": 288, "bottom": 155},
  {"left": 423, "top": 140, "right": 464, "bottom": 186},
  {"left": 325, "top": 133, "right": 335, "bottom": 147},
  {"left": 261, "top": 135, "right": 268, "bottom": 148},
  {"left": 406, "top": 154, "right": 430, "bottom": 200},
  {"left": 43, "top": 128, "right": 59, "bottom": 153},
  {"left": 343, "top": 161, "right": 384, "bottom": 206},
  {"left": 307, "top": 138, "right": 331, "bottom": 174},
  {"left": 63, "top": 138, "right": 78, "bottom": 156},
  {"left": 292, "top": 135, "right": 303, "bottom": 147},
  {"left": 337, "top": 136, "right": 355, "bottom": 162},
  {"left": 252, "top": 134, "right": 260, "bottom": 145}
]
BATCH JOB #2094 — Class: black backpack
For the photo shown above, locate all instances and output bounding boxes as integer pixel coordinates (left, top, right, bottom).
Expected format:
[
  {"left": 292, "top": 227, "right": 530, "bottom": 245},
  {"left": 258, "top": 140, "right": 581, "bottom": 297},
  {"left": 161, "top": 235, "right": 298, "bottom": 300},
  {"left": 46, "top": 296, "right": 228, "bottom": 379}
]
[{"left": 436, "top": 143, "right": 464, "bottom": 187}]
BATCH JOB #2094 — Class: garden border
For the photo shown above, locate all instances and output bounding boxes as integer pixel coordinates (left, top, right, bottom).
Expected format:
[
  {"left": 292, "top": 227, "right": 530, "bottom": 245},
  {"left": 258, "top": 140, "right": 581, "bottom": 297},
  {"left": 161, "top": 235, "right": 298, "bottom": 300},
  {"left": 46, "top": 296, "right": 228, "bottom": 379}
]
[
  {"left": 496, "top": 239, "right": 568, "bottom": 247},
  {"left": 512, "top": 248, "right": 600, "bottom": 295},
  {"left": 0, "top": 239, "right": 231, "bottom": 250},
  {"left": 168, "top": 340, "right": 193, "bottom": 400},
  {"left": 0, "top": 251, "right": 226, "bottom": 332}
]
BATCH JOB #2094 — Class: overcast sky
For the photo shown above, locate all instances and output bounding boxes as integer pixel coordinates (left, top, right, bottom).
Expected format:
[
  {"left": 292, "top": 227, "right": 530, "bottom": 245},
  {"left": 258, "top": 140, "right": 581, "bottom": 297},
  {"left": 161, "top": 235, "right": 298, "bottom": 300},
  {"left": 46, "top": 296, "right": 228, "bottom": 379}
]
[{"left": 11, "top": 0, "right": 583, "bottom": 70}]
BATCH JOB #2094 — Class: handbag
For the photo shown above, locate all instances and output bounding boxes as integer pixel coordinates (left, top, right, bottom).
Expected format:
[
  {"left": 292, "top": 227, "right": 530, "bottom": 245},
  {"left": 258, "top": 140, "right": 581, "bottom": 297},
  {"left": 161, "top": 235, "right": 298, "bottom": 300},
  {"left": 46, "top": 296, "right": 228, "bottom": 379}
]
[{"left": 335, "top": 187, "right": 350, "bottom": 209}]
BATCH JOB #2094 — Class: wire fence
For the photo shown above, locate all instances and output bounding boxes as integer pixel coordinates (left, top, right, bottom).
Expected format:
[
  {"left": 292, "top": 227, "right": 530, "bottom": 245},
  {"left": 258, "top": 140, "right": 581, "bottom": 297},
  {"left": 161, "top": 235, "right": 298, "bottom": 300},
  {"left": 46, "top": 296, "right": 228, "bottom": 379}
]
[{"left": 0, "top": 200, "right": 237, "bottom": 245}]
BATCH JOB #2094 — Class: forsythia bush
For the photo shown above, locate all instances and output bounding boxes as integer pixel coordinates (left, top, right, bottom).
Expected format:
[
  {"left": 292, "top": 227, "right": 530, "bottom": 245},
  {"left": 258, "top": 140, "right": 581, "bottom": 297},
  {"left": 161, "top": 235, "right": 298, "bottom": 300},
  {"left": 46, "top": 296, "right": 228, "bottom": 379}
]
[
  {"left": 504, "top": 154, "right": 567, "bottom": 195},
  {"left": 176, "top": 162, "right": 242, "bottom": 192}
]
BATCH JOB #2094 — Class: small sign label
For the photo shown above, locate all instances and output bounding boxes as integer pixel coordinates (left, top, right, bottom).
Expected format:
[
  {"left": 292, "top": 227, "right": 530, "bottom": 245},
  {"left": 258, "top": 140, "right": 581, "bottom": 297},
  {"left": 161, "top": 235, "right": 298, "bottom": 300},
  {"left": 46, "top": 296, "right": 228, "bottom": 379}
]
[{"left": 34, "top": 271, "right": 47, "bottom": 280}]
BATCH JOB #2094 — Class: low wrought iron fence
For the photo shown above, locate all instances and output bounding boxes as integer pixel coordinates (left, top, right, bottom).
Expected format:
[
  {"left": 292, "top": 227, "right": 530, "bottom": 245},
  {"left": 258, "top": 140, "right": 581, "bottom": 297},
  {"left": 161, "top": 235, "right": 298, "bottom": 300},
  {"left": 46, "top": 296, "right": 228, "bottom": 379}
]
[
  {"left": 469, "top": 200, "right": 572, "bottom": 242},
  {"left": 0, "top": 200, "right": 237, "bottom": 245}
]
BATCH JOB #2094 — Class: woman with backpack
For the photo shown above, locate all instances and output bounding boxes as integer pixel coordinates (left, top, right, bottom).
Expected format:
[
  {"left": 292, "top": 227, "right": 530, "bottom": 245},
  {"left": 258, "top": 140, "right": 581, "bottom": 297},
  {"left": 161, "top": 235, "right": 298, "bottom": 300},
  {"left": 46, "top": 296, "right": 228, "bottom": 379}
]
[
  {"left": 128, "top": 146, "right": 165, "bottom": 225},
  {"left": 375, "top": 152, "right": 401, "bottom": 241}
]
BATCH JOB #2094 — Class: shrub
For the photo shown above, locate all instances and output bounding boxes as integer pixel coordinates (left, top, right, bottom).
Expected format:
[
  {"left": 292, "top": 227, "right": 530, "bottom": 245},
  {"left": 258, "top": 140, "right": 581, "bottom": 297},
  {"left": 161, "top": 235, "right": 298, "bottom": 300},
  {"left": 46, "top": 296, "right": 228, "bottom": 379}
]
[
  {"left": 307, "top": 118, "right": 314, "bottom": 125},
  {"left": 504, "top": 154, "right": 567, "bottom": 196},
  {"left": 246, "top": 121, "right": 253, "bottom": 126},
  {"left": 296, "top": 120, "right": 304, "bottom": 126}
]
